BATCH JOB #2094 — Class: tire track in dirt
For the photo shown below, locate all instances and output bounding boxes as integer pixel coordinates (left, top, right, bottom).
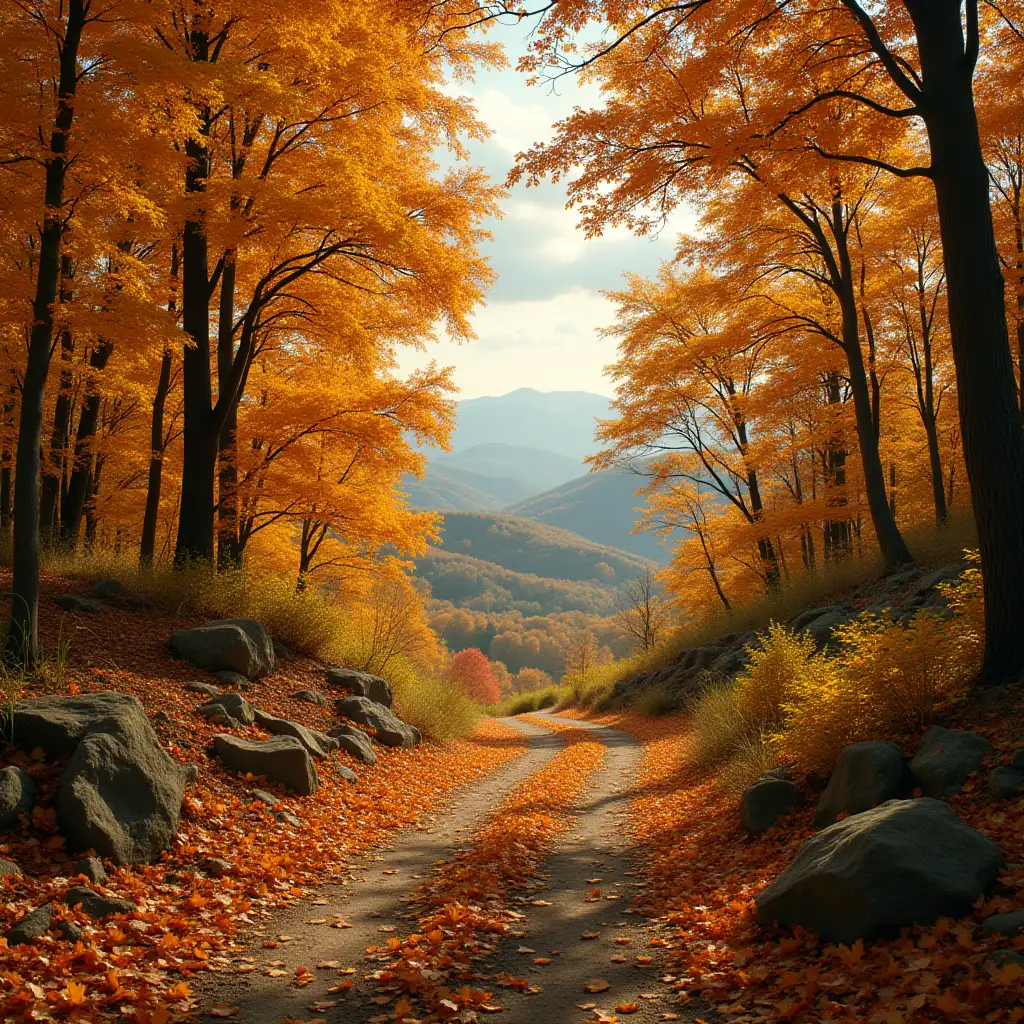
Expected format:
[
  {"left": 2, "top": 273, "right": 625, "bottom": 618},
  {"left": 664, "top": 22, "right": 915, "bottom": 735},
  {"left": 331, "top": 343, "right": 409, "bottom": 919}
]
[
  {"left": 477, "top": 713, "right": 702, "bottom": 1024},
  {"left": 193, "top": 718, "right": 561, "bottom": 1022}
]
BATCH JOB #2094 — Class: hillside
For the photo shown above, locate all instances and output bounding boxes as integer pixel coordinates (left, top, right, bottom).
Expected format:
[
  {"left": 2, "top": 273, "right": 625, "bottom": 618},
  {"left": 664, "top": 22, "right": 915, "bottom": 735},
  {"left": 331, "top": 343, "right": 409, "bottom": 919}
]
[
  {"left": 431, "top": 511, "right": 650, "bottom": 583},
  {"left": 433, "top": 444, "right": 582, "bottom": 493},
  {"left": 414, "top": 548, "right": 627, "bottom": 615},
  {"left": 403, "top": 465, "right": 539, "bottom": 512},
  {"left": 508, "top": 465, "right": 671, "bottom": 562},
  {"left": 449, "top": 388, "right": 610, "bottom": 460}
]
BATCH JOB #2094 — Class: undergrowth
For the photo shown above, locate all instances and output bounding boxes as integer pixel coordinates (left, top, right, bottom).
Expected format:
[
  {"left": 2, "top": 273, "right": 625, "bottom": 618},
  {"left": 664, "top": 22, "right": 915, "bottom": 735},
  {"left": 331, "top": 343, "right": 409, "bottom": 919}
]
[{"left": 691, "top": 555, "right": 984, "bottom": 787}]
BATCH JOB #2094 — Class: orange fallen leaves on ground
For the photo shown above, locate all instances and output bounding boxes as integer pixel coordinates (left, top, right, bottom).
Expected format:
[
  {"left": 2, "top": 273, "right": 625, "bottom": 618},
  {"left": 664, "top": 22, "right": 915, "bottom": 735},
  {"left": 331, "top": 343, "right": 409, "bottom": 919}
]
[
  {"left": 0, "top": 569, "right": 529, "bottom": 1022},
  {"left": 590, "top": 709, "right": 1024, "bottom": 1024}
]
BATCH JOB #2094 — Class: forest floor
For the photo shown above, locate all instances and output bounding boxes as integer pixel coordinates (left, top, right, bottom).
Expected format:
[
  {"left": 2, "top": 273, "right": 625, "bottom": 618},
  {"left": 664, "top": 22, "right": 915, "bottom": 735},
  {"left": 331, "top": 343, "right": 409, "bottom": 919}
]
[{"left": 2, "top": 572, "right": 1023, "bottom": 1024}]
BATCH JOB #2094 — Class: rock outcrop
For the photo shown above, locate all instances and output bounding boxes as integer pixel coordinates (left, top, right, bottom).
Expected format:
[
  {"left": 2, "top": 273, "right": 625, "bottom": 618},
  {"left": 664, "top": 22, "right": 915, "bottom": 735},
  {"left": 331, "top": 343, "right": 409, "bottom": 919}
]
[
  {"left": 756, "top": 798, "right": 1002, "bottom": 943},
  {"left": 10, "top": 693, "right": 192, "bottom": 863},
  {"left": 740, "top": 776, "right": 802, "bottom": 834},
  {"left": 169, "top": 618, "right": 275, "bottom": 679},
  {"left": 213, "top": 734, "right": 319, "bottom": 795},
  {"left": 909, "top": 726, "right": 990, "bottom": 797},
  {"left": 0, "top": 766, "right": 36, "bottom": 831},
  {"left": 335, "top": 696, "right": 420, "bottom": 748},
  {"left": 199, "top": 691, "right": 255, "bottom": 727},
  {"left": 989, "top": 766, "right": 1024, "bottom": 800},
  {"left": 326, "top": 723, "right": 378, "bottom": 765},
  {"left": 325, "top": 667, "right": 393, "bottom": 709},
  {"left": 814, "top": 741, "right": 905, "bottom": 827},
  {"left": 252, "top": 708, "right": 339, "bottom": 759}
]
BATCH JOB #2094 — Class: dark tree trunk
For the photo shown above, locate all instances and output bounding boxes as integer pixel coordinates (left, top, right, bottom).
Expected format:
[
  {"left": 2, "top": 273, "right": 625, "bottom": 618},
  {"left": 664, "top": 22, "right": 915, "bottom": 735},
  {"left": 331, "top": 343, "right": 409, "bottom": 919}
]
[
  {"left": 84, "top": 453, "right": 102, "bottom": 551},
  {"left": 216, "top": 259, "right": 241, "bottom": 568},
  {"left": 7, "top": 0, "right": 86, "bottom": 665},
  {"left": 40, "top": 256, "right": 75, "bottom": 541},
  {"left": 1, "top": 384, "right": 16, "bottom": 534},
  {"left": 175, "top": 29, "right": 217, "bottom": 566},
  {"left": 835, "top": 223, "right": 914, "bottom": 568},
  {"left": 61, "top": 340, "right": 113, "bottom": 547},
  {"left": 909, "top": 0, "right": 1024, "bottom": 677},
  {"left": 141, "top": 245, "right": 178, "bottom": 568}
]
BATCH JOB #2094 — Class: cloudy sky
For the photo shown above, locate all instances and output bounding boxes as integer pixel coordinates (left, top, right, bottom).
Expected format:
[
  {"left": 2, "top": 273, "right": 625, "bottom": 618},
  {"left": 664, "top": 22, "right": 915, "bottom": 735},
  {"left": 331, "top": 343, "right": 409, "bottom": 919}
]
[{"left": 395, "top": 19, "right": 694, "bottom": 400}]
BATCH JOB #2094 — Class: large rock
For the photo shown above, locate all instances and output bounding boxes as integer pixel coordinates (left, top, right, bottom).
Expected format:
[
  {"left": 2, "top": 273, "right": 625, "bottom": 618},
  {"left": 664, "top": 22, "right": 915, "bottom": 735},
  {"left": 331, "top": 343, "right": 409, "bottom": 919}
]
[
  {"left": 325, "top": 668, "right": 393, "bottom": 709},
  {"left": 63, "top": 885, "right": 137, "bottom": 918},
  {"left": 815, "top": 741, "right": 905, "bottom": 827},
  {"left": 0, "top": 766, "right": 36, "bottom": 831},
  {"left": 212, "top": 734, "right": 319, "bottom": 795},
  {"left": 982, "top": 911, "right": 1024, "bottom": 937},
  {"left": 54, "top": 593, "right": 103, "bottom": 614},
  {"left": 327, "top": 723, "right": 378, "bottom": 765},
  {"left": 252, "top": 708, "right": 339, "bottom": 759},
  {"left": 10, "top": 694, "right": 191, "bottom": 863},
  {"left": 169, "top": 619, "right": 275, "bottom": 679},
  {"left": 740, "top": 777, "right": 802, "bottom": 834},
  {"left": 335, "top": 696, "right": 420, "bottom": 748},
  {"left": 909, "top": 726, "right": 990, "bottom": 797},
  {"left": 989, "top": 766, "right": 1024, "bottom": 800},
  {"left": 756, "top": 798, "right": 1002, "bottom": 943},
  {"left": 293, "top": 689, "right": 328, "bottom": 706},
  {"left": 199, "top": 691, "right": 255, "bottom": 726},
  {"left": 92, "top": 578, "right": 126, "bottom": 599}
]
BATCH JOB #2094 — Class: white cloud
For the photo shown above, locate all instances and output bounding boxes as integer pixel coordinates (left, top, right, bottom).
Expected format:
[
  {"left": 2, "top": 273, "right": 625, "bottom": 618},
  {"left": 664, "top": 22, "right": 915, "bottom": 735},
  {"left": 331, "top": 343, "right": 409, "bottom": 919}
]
[{"left": 396, "top": 288, "right": 619, "bottom": 399}]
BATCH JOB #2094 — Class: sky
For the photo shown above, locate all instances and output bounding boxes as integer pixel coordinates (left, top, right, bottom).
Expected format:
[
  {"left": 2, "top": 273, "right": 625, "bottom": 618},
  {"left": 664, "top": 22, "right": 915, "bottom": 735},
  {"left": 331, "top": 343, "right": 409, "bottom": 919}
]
[{"left": 395, "top": 17, "right": 695, "bottom": 401}]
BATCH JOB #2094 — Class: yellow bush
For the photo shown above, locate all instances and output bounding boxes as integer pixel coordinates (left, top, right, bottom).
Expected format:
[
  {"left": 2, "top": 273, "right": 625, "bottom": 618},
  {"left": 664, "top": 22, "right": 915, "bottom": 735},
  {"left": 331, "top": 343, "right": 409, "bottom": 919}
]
[
  {"left": 389, "top": 658, "right": 481, "bottom": 742},
  {"left": 690, "top": 678, "right": 749, "bottom": 768},
  {"left": 734, "top": 623, "right": 817, "bottom": 730}
]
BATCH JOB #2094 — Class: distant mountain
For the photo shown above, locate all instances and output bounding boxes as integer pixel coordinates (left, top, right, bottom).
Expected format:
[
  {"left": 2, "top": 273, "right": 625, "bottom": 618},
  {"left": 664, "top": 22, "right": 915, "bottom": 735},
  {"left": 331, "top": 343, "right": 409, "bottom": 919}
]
[
  {"left": 403, "top": 465, "right": 539, "bottom": 512},
  {"left": 507, "top": 465, "right": 672, "bottom": 562},
  {"left": 450, "top": 388, "right": 611, "bottom": 460},
  {"left": 434, "top": 443, "right": 582, "bottom": 492}
]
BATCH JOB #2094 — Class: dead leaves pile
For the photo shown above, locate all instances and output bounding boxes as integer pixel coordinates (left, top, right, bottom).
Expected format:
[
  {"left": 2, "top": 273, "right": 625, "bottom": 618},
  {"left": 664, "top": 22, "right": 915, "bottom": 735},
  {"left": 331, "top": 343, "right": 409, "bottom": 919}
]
[
  {"left": 0, "top": 570, "right": 529, "bottom": 1023},
  {"left": 595, "top": 710, "right": 1024, "bottom": 1024},
  {"left": 362, "top": 717, "right": 606, "bottom": 1021}
]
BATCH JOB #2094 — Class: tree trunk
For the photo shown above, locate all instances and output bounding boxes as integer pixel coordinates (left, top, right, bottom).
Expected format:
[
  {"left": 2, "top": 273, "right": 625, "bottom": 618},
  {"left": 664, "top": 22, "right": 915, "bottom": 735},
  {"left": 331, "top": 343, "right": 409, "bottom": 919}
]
[
  {"left": 61, "top": 340, "right": 113, "bottom": 547},
  {"left": 140, "top": 347, "right": 173, "bottom": 568},
  {"left": 1, "top": 384, "right": 16, "bottom": 534},
  {"left": 836, "top": 232, "right": 914, "bottom": 567},
  {"left": 40, "top": 256, "right": 75, "bottom": 541},
  {"left": 911, "top": 0, "right": 1024, "bottom": 677},
  {"left": 84, "top": 453, "right": 102, "bottom": 551},
  {"left": 216, "top": 259, "right": 241, "bottom": 568},
  {"left": 174, "top": 29, "right": 217, "bottom": 566},
  {"left": 7, "top": 0, "right": 86, "bottom": 665}
]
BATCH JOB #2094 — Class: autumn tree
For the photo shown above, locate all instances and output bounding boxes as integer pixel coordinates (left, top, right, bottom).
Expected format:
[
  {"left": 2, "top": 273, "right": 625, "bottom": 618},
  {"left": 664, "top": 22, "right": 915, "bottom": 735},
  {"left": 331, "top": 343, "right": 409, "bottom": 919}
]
[
  {"left": 449, "top": 647, "right": 501, "bottom": 705},
  {"left": 515, "top": 0, "right": 1024, "bottom": 677},
  {"left": 614, "top": 566, "right": 667, "bottom": 653}
]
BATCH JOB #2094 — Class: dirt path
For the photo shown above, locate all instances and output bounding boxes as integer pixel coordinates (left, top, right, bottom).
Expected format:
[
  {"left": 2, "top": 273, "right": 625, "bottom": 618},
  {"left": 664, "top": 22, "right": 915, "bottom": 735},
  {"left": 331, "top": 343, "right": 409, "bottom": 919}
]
[
  {"left": 193, "top": 718, "right": 561, "bottom": 1022},
  {"left": 477, "top": 714, "right": 695, "bottom": 1024},
  {"left": 195, "top": 715, "right": 703, "bottom": 1024}
]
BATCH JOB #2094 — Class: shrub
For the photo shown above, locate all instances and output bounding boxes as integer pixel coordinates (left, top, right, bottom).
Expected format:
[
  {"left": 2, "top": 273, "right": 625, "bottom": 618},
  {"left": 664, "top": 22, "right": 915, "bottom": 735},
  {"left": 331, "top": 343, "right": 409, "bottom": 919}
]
[
  {"left": 388, "top": 657, "right": 481, "bottom": 742},
  {"left": 733, "top": 623, "right": 816, "bottom": 731},
  {"left": 690, "top": 677, "right": 749, "bottom": 769},
  {"left": 635, "top": 685, "right": 676, "bottom": 717},
  {"left": 719, "top": 729, "right": 782, "bottom": 793},
  {"left": 449, "top": 648, "right": 501, "bottom": 704}
]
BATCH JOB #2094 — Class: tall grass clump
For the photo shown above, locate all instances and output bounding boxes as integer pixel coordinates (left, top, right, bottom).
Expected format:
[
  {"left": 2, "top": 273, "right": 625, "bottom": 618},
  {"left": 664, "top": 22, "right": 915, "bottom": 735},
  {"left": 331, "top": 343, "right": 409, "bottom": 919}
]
[
  {"left": 387, "top": 657, "right": 481, "bottom": 742},
  {"left": 490, "top": 686, "right": 561, "bottom": 717},
  {"left": 690, "top": 556, "right": 984, "bottom": 784}
]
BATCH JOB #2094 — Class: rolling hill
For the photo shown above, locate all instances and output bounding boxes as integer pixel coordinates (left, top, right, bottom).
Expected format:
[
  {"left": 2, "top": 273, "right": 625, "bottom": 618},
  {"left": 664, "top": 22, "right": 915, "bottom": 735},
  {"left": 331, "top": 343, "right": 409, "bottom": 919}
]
[
  {"left": 507, "top": 465, "right": 671, "bottom": 562},
  {"left": 403, "top": 465, "right": 539, "bottom": 512}
]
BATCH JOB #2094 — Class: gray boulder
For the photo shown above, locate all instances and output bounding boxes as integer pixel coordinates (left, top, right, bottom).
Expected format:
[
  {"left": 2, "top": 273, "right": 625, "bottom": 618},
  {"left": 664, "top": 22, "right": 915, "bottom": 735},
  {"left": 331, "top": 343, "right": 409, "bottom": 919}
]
[
  {"left": 92, "top": 578, "right": 126, "bottom": 599},
  {"left": 789, "top": 605, "right": 841, "bottom": 632},
  {"left": 335, "top": 696, "right": 420, "bottom": 748},
  {"left": 0, "top": 859, "right": 21, "bottom": 878},
  {"left": 213, "top": 734, "right": 319, "bottom": 795},
  {"left": 5, "top": 905, "right": 57, "bottom": 946},
  {"left": 273, "top": 641, "right": 291, "bottom": 661},
  {"left": 740, "top": 777, "right": 802, "bottom": 834},
  {"left": 184, "top": 681, "right": 221, "bottom": 697},
  {"left": 63, "top": 885, "right": 137, "bottom": 918},
  {"left": 1012, "top": 748, "right": 1024, "bottom": 769},
  {"left": 982, "top": 911, "right": 1024, "bottom": 937},
  {"left": 989, "top": 767, "right": 1024, "bottom": 800},
  {"left": 805, "top": 611, "right": 851, "bottom": 649},
  {"left": 11, "top": 693, "right": 190, "bottom": 863},
  {"left": 0, "top": 765, "right": 36, "bottom": 831},
  {"left": 909, "top": 726, "right": 991, "bottom": 797},
  {"left": 336, "top": 764, "right": 358, "bottom": 784},
  {"left": 200, "top": 691, "right": 255, "bottom": 726},
  {"left": 251, "top": 789, "right": 280, "bottom": 808},
  {"left": 252, "top": 708, "right": 339, "bottom": 759},
  {"left": 169, "top": 619, "right": 275, "bottom": 679},
  {"left": 275, "top": 810, "right": 302, "bottom": 828},
  {"left": 756, "top": 798, "right": 1002, "bottom": 943},
  {"left": 325, "top": 668, "right": 393, "bottom": 709},
  {"left": 73, "top": 857, "right": 107, "bottom": 884},
  {"left": 54, "top": 594, "right": 103, "bottom": 614},
  {"left": 216, "top": 670, "right": 250, "bottom": 689},
  {"left": 293, "top": 689, "right": 328, "bottom": 706},
  {"left": 815, "top": 741, "right": 905, "bottom": 827},
  {"left": 327, "top": 723, "right": 377, "bottom": 765}
]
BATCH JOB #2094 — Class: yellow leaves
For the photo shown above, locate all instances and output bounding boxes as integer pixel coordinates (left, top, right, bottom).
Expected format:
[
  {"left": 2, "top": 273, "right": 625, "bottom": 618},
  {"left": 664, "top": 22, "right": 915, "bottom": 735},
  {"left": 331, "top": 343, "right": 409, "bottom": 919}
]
[
  {"left": 62, "top": 981, "right": 87, "bottom": 1005},
  {"left": 583, "top": 979, "right": 610, "bottom": 993},
  {"left": 836, "top": 938, "right": 864, "bottom": 965}
]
